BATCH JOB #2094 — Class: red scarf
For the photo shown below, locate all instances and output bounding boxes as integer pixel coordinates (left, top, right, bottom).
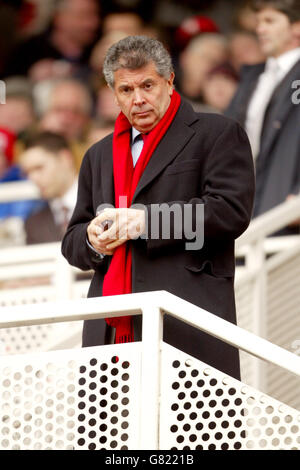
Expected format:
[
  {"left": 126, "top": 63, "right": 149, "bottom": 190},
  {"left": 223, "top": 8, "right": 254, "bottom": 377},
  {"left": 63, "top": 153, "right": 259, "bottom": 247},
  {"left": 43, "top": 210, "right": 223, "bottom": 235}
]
[{"left": 102, "top": 90, "right": 181, "bottom": 343}]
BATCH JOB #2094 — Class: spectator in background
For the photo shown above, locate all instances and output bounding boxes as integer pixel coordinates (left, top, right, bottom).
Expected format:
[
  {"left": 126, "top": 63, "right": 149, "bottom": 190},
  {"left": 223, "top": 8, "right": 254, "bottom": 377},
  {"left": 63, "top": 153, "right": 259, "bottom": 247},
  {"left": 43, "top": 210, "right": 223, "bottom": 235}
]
[
  {"left": 233, "top": 1, "right": 260, "bottom": 32},
  {"left": 19, "top": 131, "right": 78, "bottom": 244},
  {"left": 0, "top": 127, "right": 42, "bottom": 224},
  {"left": 0, "top": 128, "right": 18, "bottom": 183},
  {"left": 228, "top": 30, "right": 265, "bottom": 72},
  {"left": 94, "top": 80, "right": 121, "bottom": 121},
  {"left": 38, "top": 78, "right": 93, "bottom": 142},
  {"left": 0, "top": 77, "right": 35, "bottom": 138},
  {"left": 202, "top": 63, "right": 240, "bottom": 113},
  {"left": 102, "top": 10, "right": 144, "bottom": 36},
  {"left": 3, "top": 0, "right": 101, "bottom": 80},
  {"left": 89, "top": 31, "right": 129, "bottom": 76},
  {"left": 35, "top": 78, "right": 94, "bottom": 170},
  {"left": 226, "top": 0, "right": 300, "bottom": 233},
  {"left": 174, "top": 15, "right": 220, "bottom": 52},
  {"left": 86, "top": 118, "right": 115, "bottom": 147},
  {"left": 178, "top": 33, "right": 229, "bottom": 110}
]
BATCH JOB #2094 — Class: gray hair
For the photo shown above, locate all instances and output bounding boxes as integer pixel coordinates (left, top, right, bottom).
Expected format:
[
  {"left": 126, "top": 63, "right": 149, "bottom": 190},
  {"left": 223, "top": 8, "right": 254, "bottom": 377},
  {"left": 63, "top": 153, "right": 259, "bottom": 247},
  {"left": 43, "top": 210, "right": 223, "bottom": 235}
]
[{"left": 103, "top": 36, "right": 174, "bottom": 88}]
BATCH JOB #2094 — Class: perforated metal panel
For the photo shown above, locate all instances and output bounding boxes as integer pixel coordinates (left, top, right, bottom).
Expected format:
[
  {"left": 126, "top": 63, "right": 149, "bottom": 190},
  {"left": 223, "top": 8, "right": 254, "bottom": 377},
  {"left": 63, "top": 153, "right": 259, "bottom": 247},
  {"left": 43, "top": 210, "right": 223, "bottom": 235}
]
[
  {"left": 235, "top": 275, "right": 257, "bottom": 387},
  {"left": 160, "top": 343, "right": 300, "bottom": 450},
  {"left": 265, "top": 252, "right": 300, "bottom": 411},
  {"left": 0, "top": 343, "right": 142, "bottom": 450}
]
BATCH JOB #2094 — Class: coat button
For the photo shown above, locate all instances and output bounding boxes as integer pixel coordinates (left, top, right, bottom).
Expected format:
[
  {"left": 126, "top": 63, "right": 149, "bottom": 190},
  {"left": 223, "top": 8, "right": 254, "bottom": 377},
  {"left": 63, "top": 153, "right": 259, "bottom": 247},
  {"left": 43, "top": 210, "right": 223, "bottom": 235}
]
[{"left": 273, "top": 120, "right": 281, "bottom": 129}]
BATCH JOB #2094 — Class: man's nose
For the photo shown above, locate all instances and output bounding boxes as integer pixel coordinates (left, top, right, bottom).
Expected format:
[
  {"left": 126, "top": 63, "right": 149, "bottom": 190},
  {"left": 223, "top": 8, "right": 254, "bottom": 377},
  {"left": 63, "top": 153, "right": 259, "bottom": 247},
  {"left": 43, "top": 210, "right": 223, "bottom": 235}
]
[
  {"left": 256, "top": 22, "right": 266, "bottom": 36},
  {"left": 133, "top": 89, "right": 145, "bottom": 105}
]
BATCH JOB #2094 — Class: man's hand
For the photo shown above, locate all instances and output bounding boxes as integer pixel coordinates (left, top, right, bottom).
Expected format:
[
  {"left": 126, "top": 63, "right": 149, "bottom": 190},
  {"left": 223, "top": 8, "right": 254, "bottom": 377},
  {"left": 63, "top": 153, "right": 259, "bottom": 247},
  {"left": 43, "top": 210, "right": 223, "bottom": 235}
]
[
  {"left": 87, "top": 208, "right": 146, "bottom": 254},
  {"left": 87, "top": 215, "right": 115, "bottom": 256}
]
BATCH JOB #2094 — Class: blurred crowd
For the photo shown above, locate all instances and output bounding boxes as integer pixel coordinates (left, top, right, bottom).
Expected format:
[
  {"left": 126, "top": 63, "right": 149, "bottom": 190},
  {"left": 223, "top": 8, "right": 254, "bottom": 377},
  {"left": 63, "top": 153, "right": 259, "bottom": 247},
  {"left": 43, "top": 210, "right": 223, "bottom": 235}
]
[{"left": 0, "top": 0, "right": 298, "bottom": 252}]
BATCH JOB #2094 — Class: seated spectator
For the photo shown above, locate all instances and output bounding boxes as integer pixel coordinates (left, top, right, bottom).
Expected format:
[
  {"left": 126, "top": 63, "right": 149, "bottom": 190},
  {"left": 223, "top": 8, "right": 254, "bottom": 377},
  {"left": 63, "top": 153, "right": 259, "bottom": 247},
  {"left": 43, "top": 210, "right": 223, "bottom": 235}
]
[
  {"left": 4, "top": 0, "right": 101, "bottom": 79},
  {"left": 90, "top": 31, "right": 129, "bottom": 76},
  {"left": 86, "top": 118, "right": 115, "bottom": 147},
  {"left": 102, "top": 10, "right": 144, "bottom": 36},
  {"left": 175, "top": 15, "right": 220, "bottom": 52},
  {"left": 202, "top": 63, "right": 240, "bottom": 113},
  {"left": 0, "top": 77, "right": 35, "bottom": 138},
  {"left": 19, "top": 131, "right": 78, "bottom": 244},
  {"left": 0, "top": 127, "right": 41, "bottom": 222},
  {"left": 38, "top": 78, "right": 93, "bottom": 142},
  {"left": 94, "top": 80, "right": 121, "bottom": 121},
  {"left": 179, "top": 33, "right": 229, "bottom": 104},
  {"left": 228, "top": 30, "right": 265, "bottom": 72},
  {"left": 233, "top": 1, "right": 260, "bottom": 32}
]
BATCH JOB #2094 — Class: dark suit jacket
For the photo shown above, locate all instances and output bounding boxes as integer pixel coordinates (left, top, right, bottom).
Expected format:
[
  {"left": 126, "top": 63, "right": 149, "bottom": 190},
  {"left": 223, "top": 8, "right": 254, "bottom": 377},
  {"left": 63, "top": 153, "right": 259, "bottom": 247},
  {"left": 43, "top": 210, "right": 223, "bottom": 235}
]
[
  {"left": 62, "top": 100, "right": 255, "bottom": 379},
  {"left": 226, "top": 59, "right": 300, "bottom": 228},
  {"left": 25, "top": 203, "right": 62, "bottom": 245}
]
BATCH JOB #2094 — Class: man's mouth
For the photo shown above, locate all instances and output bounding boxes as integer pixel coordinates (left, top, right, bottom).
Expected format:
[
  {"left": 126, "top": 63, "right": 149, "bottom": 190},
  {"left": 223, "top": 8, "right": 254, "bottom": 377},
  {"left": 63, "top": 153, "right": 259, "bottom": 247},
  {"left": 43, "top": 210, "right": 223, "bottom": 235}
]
[{"left": 134, "top": 110, "right": 151, "bottom": 117}]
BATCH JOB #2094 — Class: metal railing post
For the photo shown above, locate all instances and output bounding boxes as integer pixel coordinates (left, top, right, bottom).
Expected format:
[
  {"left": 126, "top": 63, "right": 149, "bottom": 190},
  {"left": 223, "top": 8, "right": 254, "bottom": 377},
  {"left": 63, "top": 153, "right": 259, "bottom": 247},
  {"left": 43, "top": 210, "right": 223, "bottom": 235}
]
[
  {"left": 245, "top": 238, "right": 268, "bottom": 391},
  {"left": 139, "top": 302, "right": 163, "bottom": 450}
]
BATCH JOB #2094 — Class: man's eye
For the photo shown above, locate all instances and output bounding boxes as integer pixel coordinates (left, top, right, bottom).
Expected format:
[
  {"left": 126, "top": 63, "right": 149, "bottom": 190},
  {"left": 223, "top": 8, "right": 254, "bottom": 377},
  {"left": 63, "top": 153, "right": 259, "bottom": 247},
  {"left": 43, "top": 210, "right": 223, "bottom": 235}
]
[{"left": 144, "top": 83, "right": 152, "bottom": 89}]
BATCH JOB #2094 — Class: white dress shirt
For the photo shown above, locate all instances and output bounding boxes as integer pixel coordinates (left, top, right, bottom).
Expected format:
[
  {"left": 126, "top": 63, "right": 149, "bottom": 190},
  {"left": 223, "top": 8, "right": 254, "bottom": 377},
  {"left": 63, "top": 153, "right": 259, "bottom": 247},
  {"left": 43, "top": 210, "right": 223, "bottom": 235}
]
[
  {"left": 50, "top": 179, "right": 78, "bottom": 227},
  {"left": 131, "top": 127, "right": 144, "bottom": 166},
  {"left": 245, "top": 47, "right": 300, "bottom": 160}
]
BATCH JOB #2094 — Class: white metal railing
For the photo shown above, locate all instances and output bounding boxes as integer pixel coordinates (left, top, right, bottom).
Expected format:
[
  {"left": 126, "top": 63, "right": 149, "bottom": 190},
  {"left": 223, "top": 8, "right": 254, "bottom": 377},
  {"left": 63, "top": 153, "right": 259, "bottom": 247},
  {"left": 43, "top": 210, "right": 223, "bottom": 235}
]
[
  {"left": 236, "top": 195, "right": 300, "bottom": 249},
  {"left": 234, "top": 196, "right": 300, "bottom": 408},
  {"left": 0, "top": 242, "right": 89, "bottom": 299},
  {"left": 0, "top": 243, "right": 91, "bottom": 354},
  {"left": 0, "top": 291, "right": 299, "bottom": 450},
  {"left": 0, "top": 180, "right": 40, "bottom": 202}
]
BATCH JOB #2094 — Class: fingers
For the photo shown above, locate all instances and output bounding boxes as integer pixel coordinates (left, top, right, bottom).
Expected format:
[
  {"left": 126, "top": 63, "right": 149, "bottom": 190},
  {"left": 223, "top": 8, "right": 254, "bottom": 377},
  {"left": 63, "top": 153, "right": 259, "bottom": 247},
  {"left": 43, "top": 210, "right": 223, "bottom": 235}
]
[
  {"left": 87, "top": 208, "right": 146, "bottom": 254},
  {"left": 87, "top": 216, "right": 115, "bottom": 255}
]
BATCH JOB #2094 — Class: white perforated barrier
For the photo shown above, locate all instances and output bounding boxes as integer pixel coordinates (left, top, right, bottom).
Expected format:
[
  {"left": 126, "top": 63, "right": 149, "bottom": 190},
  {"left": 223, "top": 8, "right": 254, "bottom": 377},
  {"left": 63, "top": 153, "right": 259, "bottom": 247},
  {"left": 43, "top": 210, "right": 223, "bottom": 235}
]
[
  {"left": 0, "top": 291, "right": 300, "bottom": 450},
  {"left": 0, "top": 343, "right": 141, "bottom": 450},
  {"left": 160, "top": 344, "right": 300, "bottom": 450},
  {"left": 0, "top": 243, "right": 91, "bottom": 355}
]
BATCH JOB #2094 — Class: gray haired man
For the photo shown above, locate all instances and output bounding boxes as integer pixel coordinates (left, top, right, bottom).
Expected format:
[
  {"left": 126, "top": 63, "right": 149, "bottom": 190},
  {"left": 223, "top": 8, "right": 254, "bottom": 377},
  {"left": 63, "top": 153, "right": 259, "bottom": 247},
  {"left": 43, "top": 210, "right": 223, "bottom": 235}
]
[{"left": 62, "top": 36, "right": 255, "bottom": 380}]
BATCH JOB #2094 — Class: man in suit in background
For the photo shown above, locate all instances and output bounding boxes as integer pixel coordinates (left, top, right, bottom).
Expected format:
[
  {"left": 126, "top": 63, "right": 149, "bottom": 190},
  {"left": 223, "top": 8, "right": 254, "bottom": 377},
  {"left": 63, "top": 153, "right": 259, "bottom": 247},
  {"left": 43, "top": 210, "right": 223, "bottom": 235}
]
[
  {"left": 19, "top": 132, "right": 78, "bottom": 244},
  {"left": 62, "top": 36, "right": 255, "bottom": 380},
  {"left": 226, "top": 0, "right": 300, "bottom": 230}
]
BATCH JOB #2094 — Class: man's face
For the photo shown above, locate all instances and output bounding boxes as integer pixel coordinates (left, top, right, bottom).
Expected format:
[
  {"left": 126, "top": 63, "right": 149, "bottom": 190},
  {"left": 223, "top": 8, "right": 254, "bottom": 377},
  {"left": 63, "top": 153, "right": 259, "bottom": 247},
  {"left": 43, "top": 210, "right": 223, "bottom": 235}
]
[
  {"left": 20, "top": 148, "right": 70, "bottom": 199},
  {"left": 113, "top": 62, "right": 175, "bottom": 133},
  {"left": 45, "top": 84, "right": 90, "bottom": 140},
  {"left": 256, "top": 7, "right": 296, "bottom": 57},
  {"left": 56, "top": 0, "right": 100, "bottom": 46}
]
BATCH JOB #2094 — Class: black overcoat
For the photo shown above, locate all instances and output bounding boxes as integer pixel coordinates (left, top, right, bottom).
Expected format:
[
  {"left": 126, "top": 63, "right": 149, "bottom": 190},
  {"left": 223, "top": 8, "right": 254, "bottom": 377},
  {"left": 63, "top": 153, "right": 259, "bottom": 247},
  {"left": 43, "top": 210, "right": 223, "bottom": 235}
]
[{"left": 62, "top": 100, "right": 255, "bottom": 379}]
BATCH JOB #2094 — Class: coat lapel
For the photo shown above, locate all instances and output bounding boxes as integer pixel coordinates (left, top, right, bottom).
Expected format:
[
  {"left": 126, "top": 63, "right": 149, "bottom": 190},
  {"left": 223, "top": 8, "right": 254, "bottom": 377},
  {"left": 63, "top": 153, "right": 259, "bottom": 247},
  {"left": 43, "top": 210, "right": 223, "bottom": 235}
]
[
  {"left": 100, "top": 136, "right": 114, "bottom": 205},
  {"left": 131, "top": 100, "right": 198, "bottom": 204}
]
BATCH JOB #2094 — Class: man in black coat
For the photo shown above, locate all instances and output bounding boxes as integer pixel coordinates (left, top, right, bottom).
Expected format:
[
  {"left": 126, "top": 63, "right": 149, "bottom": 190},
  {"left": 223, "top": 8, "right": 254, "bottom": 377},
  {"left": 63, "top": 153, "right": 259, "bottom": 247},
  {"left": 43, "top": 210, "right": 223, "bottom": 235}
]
[
  {"left": 62, "top": 36, "right": 255, "bottom": 380},
  {"left": 226, "top": 0, "right": 300, "bottom": 229}
]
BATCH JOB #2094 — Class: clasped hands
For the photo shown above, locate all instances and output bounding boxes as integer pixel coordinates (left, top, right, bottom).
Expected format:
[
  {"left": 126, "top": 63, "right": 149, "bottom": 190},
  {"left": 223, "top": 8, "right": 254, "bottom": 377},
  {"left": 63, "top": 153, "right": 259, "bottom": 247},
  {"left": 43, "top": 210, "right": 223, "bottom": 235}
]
[{"left": 87, "top": 208, "right": 146, "bottom": 255}]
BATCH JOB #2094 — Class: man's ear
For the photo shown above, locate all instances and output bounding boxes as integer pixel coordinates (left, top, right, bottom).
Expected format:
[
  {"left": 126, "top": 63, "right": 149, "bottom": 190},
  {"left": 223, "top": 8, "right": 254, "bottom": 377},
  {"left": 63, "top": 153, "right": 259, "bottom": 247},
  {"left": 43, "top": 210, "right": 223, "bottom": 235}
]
[
  {"left": 292, "top": 20, "right": 300, "bottom": 41},
  {"left": 167, "top": 72, "right": 175, "bottom": 95},
  {"left": 60, "top": 149, "right": 74, "bottom": 169}
]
